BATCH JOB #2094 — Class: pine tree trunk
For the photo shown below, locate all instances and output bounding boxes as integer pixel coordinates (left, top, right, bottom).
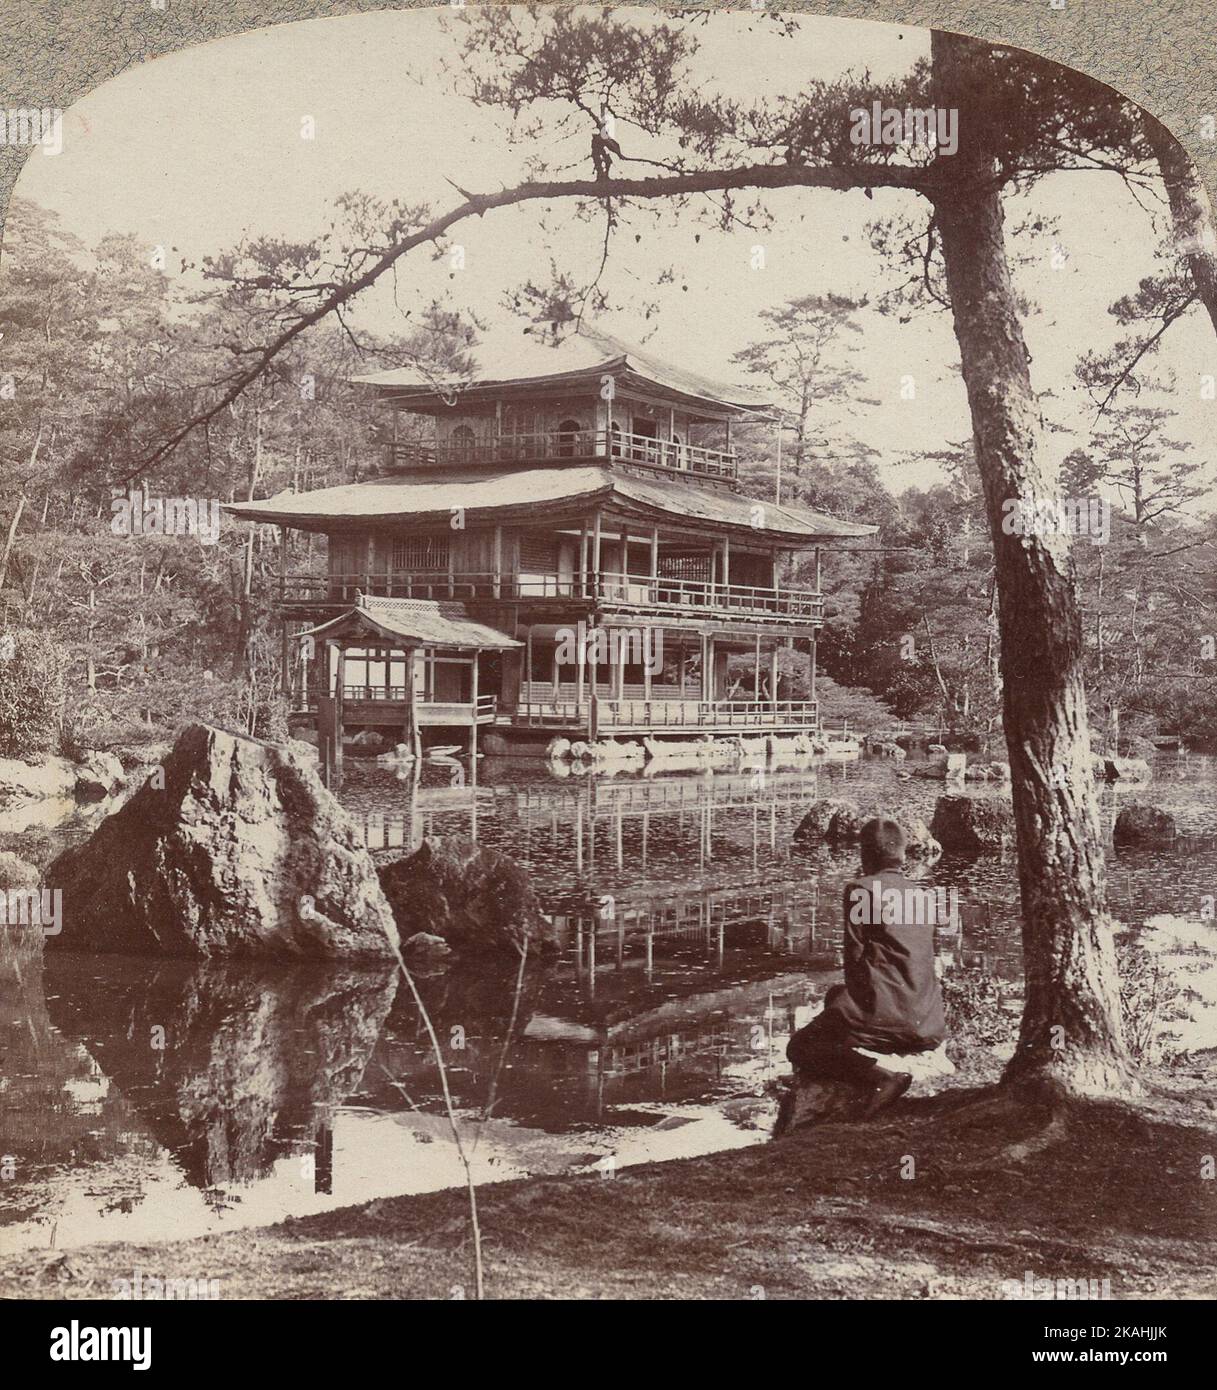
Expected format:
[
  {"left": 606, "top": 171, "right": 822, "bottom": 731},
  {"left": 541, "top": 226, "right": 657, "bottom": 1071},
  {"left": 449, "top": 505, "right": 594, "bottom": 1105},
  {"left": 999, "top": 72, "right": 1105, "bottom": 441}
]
[
  {"left": 1143, "top": 112, "right": 1217, "bottom": 337},
  {"left": 931, "top": 31, "right": 1133, "bottom": 1096}
]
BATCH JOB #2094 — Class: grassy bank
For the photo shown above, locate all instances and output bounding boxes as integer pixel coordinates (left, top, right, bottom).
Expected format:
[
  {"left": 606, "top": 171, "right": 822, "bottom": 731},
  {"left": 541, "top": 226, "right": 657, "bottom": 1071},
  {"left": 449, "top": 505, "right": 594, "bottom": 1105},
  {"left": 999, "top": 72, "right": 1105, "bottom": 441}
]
[{"left": 3, "top": 1061, "right": 1214, "bottom": 1301}]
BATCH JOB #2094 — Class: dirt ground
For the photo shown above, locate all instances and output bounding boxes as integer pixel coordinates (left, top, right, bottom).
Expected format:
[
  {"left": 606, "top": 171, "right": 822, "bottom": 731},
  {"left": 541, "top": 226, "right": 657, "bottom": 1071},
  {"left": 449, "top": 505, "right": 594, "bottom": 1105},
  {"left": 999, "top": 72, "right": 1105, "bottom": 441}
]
[{"left": 3, "top": 1057, "right": 1214, "bottom": 1301}]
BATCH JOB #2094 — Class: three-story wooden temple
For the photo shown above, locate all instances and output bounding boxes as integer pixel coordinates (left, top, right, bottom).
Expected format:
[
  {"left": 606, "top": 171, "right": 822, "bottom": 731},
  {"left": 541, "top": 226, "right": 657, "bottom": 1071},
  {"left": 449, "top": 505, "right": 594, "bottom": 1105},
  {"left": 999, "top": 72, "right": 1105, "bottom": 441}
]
[{"left": 226, "top": 328, "right": 874, "bottom": 759}]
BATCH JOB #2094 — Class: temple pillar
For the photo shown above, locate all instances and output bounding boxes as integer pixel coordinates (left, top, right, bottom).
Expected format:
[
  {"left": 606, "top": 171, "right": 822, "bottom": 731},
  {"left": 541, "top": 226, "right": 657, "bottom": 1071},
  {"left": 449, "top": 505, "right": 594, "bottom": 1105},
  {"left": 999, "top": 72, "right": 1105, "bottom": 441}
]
[
  {"left": 333, "top": 641, "right": 345, "bottom": 780},
  {"left": 470, "top": 653, "right": 479, "bottom": 761}
]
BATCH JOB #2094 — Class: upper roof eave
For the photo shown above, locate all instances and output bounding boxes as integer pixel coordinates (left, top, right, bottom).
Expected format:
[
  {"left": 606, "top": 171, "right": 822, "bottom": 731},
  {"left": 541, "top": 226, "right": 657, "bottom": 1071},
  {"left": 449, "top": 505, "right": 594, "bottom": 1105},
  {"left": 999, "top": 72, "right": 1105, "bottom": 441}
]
[
  {"left": 223, "top": 465, "right": 876, "bottom": 545},
  {"left": 350, "top": 326, "right": 773, "bottom": 418}
]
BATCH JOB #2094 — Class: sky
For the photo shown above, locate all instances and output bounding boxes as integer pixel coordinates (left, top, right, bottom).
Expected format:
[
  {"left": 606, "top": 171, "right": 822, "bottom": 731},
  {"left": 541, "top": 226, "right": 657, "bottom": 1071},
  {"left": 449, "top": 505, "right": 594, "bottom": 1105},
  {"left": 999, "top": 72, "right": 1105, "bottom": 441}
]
[{"left": 11, "top": 5, "right": 1216, "bottom": 502}]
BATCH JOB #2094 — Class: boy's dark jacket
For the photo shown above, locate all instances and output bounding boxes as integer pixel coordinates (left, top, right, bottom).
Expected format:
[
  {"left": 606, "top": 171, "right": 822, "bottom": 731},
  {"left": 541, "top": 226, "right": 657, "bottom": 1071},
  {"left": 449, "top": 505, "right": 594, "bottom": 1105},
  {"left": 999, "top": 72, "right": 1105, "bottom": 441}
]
[{"left": 818, "top": 867, "right": 946, "bottom": 1052}]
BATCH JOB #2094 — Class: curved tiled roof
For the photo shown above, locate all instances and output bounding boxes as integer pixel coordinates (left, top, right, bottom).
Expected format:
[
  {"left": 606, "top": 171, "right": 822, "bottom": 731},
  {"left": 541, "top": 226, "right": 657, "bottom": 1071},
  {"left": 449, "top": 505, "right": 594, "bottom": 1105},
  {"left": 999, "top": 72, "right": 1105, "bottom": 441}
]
[
  {"left": 352, "top": 326, "right": 772, "bottom": 415},
  {"left": 225, "top": 466, "right": 876, "bottom": 544},
  {"left": 301, "top": 596, "right": 521, "bottom": 650}
]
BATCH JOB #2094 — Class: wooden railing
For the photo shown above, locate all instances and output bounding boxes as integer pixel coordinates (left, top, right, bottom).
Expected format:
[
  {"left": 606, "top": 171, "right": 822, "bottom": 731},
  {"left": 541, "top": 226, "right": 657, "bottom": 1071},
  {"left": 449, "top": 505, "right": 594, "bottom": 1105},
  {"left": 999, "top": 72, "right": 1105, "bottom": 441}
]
[
  {"left": 334, "top": 688, "right": 497, "bottom": 721},
  {"left": 282, "top": 570, "right": 823, "bottom": 621},
  {"left": 388, "top": 428, "right": 737, "bottom": 480},
  {"left": 600, "top": 699, "right": 820, "bottom": 729},
  {"left": 516, "top": 698, "right": 819, "bottom": 729}
]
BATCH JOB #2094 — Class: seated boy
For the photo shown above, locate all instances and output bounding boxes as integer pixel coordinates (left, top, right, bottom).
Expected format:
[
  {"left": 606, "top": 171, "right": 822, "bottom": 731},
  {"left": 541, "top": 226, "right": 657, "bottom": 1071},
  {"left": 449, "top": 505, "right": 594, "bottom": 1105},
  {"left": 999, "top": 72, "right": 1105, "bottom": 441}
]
[{"left": 786, "top": 817, "right": 946, "bottom": 1119}]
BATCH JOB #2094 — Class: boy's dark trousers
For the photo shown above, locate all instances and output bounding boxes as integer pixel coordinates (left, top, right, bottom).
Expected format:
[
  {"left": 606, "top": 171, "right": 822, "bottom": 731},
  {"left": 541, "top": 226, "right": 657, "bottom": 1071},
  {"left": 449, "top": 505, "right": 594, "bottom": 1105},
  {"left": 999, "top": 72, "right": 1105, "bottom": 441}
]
[{"left": 786, "top": 1015, "right": 889, "bottom": 1086}]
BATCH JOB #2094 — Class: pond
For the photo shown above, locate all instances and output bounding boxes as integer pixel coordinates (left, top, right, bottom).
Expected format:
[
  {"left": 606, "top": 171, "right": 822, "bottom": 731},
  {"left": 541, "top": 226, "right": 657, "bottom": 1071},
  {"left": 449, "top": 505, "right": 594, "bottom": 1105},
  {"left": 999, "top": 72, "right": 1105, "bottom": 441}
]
[{"left": 2, "top": 749, "right": 1216, "bottom": 1253}]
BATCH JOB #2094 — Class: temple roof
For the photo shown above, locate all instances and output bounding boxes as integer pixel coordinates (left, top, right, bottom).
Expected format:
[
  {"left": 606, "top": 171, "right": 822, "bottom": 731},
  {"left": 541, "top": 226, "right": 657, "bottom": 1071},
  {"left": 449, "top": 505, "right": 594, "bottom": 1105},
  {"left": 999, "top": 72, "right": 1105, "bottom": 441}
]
[
  {"left": 300, "top": 596, "right": 522, "bottom": 650},
  {"left": 352, "top": 326, "right": 772, "bottom": 417},
  {"left": 225, "top": 466, "right": 876, "bottom": 544}
]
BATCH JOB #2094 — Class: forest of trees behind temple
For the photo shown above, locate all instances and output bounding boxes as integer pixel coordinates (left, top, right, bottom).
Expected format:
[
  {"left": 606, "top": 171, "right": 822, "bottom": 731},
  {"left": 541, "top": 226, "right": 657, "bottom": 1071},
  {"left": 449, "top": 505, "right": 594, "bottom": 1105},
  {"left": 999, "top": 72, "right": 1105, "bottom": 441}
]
[{"left": 1, "top": 196, "right": 1214, "bottom": 759}]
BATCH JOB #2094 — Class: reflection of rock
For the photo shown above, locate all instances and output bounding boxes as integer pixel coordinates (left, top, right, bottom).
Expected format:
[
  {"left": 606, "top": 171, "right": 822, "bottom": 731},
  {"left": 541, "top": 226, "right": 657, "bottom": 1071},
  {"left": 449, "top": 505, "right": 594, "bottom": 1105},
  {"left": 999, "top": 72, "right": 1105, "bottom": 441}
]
[
  {"left": 930, "top": 795, "right": 1015, "bottom": 852},
  {"left": 47, "top": 724, "right": 398, "bottom": 959},
  {"left": 1114, "top": 803, "right": 1177, "bottom": 847},
  {"left": 0, "top": 925, "right": 111, "bottom": 1169},
  {"left": 0, "top": 749, "right": 125, "bottom": 806},
  {"left": 0, "top": 754, "right": 76, "bottom": 804},
  {"left": 43, "top": 955, "right": 397, "bottom": 1189},
  {"left": 378, "top": 836, "right": 558, "bottom": 957}
]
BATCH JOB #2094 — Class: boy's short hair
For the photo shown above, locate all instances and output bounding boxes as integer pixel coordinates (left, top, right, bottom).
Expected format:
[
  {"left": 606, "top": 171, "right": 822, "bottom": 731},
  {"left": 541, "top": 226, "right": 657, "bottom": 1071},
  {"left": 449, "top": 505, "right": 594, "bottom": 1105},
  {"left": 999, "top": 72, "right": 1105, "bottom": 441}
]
[{"left": 859, "top": 817, "right": 907, "bottom": 868}]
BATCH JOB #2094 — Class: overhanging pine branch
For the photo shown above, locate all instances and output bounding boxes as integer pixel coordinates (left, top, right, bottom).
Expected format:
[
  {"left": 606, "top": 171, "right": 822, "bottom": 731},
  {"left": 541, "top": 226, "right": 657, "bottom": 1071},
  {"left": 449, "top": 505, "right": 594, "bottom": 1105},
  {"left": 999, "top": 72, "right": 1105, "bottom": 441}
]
[{"left": 122, "top": 160, "right": 931, "bottom": 483}]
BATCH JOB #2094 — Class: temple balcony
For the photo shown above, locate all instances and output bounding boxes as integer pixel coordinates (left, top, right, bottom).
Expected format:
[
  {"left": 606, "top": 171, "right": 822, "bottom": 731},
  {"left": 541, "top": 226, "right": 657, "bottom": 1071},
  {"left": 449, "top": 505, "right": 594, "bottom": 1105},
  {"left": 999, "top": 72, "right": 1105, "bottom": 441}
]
[
  {"left": 281, "top": 571, "right": 824, "bottom": 624},
  {"left": 513, "top": 694, "right": 820, "bottom": 734},
  {"left": 292, "top": 688, "right": 499, "bottom": 725},
  {"left": 386, "top": 428, "right": 737, "bottom": 481}
]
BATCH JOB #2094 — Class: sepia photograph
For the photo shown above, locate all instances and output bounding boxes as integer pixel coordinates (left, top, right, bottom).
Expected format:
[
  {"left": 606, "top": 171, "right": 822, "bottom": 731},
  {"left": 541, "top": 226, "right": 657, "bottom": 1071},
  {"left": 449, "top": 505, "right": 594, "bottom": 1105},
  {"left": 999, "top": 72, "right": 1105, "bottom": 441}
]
[{"left": 0, "top": 0, "right": 1214, "bottom": 1339}]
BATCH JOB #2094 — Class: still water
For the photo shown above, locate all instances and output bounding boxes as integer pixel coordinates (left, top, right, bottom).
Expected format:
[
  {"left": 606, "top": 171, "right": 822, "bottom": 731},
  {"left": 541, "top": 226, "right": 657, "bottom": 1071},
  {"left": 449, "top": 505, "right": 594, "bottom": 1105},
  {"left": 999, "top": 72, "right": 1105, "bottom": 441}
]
[{"left": 2, "top": 751, "right": 1215, "bottom": 1253}]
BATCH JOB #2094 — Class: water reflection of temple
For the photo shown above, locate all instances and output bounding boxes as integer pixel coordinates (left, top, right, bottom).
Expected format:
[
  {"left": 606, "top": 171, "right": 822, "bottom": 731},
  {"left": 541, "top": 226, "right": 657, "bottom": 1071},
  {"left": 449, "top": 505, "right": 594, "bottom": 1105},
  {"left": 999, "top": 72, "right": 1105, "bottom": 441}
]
[
  {"left": 349, "top": 764, "right": 1024, "bottom": 981},
  {"left": 3, "top": 760, "right": 1041, "bottom": 1248},
  {"left": 356, "top": 765, "right": 820, "bottom": 858}
]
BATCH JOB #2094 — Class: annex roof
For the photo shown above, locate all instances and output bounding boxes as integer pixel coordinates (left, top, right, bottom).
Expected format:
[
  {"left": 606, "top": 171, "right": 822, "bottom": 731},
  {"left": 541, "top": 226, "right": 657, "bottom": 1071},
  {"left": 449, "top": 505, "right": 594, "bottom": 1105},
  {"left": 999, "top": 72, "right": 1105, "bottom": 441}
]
[
  {"left": 299, "top": 596, "right": 522, "bottom": 651},
  {"left": 225, "top": 466, "right": 876, "bottom": 544},
  {"left": 352, "top": 326, "right": 772, "bottom": 417}
]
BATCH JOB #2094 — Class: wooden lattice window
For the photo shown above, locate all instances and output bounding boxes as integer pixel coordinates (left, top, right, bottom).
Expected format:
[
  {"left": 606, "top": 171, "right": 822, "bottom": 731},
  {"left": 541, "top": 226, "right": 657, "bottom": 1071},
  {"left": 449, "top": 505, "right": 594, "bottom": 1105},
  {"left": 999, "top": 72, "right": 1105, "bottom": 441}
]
[
  {"left": 658, "top": 552, "right": 712, "bottom": 583},
  {"left": 392, "top": 535, "right": 450, "bottom": 572}
]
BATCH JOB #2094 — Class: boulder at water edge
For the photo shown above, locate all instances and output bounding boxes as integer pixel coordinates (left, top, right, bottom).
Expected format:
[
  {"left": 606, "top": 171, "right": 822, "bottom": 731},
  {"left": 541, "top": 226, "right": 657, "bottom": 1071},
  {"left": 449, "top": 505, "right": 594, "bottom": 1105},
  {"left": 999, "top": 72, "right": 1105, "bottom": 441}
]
[
  {"left": 46, "top": 724, "right": 399, "bottom": 959},
  {"left": 793, "top": 802, "right": 940, "bottom": 858},
  {"left": 930, "top": 795, "right": 1015, "bottom": 852},
  {"left": 377, "top": 835, "right": 559, "bottom": 958},
  {"left": 1113, "top": 803, "right": 1177, "bottom": 847},
  {"left": 893, "top": 815, "right": 941, "bottom": 859},
  {"left": 792, "top": 798, "right": 860, "bottom": 842},
  {"left": 73, "top": 750, "right": 125, "bottom": 801}
]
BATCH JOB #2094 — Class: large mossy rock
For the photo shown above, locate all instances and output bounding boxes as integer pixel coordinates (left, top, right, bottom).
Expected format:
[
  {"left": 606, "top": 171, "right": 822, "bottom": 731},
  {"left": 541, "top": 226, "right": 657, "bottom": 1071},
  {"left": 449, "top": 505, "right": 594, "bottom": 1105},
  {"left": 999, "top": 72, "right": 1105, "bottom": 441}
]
[
  {"left": 46, "top": 724, "right": 398, "bottom": 959},
  {"left": 793, "top": 798, "right": 859, "bottom": 843},
  {"left": 377, "top": 836, "right": 558, "bottom": 958},
  {"left": 1113, "top": 802, "right": 1177, "bottom": 847},
  {"left": 930, "top": 795, "right": 1015, "bottom": 853},
  {"left": 893, "top": 815, "right": 941, "bottom": 860},
  {"left": 793, "top": 802, "right": 939, "bottom": 860}
]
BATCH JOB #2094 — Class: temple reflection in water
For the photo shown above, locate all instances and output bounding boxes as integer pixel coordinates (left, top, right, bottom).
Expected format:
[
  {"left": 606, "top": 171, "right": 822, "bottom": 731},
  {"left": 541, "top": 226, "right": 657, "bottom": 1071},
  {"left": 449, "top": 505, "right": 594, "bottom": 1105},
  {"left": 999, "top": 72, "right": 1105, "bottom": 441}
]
[{"left": 2, "top": 758, "right": 1033, "bottom": 1250}]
